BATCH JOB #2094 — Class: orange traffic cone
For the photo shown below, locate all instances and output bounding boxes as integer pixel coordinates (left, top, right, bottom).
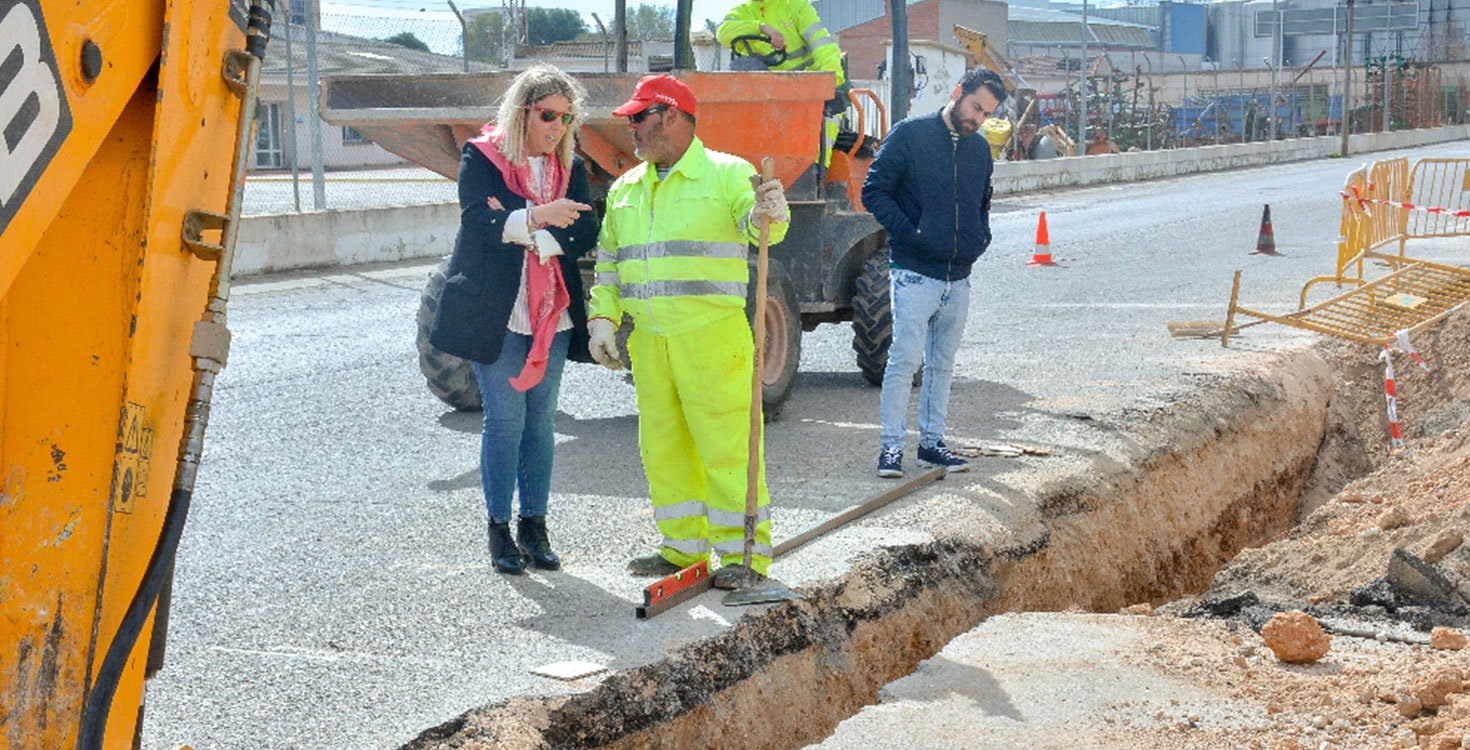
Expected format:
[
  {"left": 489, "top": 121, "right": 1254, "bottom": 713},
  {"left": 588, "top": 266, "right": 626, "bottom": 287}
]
[
  {"left": 1250, "top": 204, "right": 1280, "bottom": 256},
  {"left": 1027, "top": 212, "right": 1058, "bottom": 267}
]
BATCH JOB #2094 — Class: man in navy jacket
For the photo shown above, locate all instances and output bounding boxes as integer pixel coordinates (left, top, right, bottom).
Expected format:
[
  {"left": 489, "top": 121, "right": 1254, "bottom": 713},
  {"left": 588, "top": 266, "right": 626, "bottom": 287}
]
[{"left": 861, "top": 67, "right": 1008, "bottom": 478}]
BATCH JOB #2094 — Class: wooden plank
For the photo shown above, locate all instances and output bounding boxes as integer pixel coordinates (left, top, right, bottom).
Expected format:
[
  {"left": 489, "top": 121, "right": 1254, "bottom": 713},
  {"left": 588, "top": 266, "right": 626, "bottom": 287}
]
[
  {"left": 634, "top": 468, "right": 948, "bottom": 619},
  {"left": 772, "top": 468, "right": 946, "bottom": 558}
]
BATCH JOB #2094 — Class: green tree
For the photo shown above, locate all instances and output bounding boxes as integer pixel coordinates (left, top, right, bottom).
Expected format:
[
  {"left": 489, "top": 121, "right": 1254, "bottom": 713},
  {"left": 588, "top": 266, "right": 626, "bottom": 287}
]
[
  {"left": 526, "top": 8, "right": 587, "bottom": 45},
  {"left": 465, "top": 12, "right": 508, "bottom": 65},
  {"left": 383, "top": 31, "right": 430, "bottom": 52},
  {"left": 628, "top": 3, "right": 675, "bottom": 40}
]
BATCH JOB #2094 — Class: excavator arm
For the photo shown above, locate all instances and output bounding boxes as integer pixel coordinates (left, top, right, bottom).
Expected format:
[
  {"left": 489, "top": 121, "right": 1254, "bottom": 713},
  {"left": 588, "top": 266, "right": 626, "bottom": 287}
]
[{"left": 1, "top": 1, "right": 270, "bottom": 748}]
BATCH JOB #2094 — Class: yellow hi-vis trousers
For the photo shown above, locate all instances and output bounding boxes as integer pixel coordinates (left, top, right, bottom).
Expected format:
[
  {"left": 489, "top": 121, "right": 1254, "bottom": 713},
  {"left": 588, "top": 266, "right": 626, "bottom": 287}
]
[{"left": 628, "top": 312, "right": 772, "bottom": 575}]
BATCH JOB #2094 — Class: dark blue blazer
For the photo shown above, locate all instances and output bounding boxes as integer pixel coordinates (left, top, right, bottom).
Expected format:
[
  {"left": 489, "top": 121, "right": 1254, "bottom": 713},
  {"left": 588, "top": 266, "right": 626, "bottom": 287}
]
[
  {"left": 861, "top": 110, "right": 994, "bottom": 281},
  {"left": 429, "top": 143, "right": 599, "bottom": 365}
]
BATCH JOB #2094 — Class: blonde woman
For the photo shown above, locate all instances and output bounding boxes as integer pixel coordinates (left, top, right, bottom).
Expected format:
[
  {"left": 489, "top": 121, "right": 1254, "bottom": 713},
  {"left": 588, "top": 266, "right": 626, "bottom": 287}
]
[{"left": 429, "top": 64, "right": 598, "bottom": 574}]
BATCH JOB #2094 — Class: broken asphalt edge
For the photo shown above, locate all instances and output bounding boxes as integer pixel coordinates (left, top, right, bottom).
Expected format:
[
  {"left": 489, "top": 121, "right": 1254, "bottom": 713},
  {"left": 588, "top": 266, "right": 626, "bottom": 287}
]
[{"left": 402, "top": 348, "right": 1338, "bottom": 750}]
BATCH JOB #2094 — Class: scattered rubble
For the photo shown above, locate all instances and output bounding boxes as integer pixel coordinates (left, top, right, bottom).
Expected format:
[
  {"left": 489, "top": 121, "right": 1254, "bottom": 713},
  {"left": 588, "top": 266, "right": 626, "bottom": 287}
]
[
  {"left": 1261, "top": 610, "right": 1331, "bottom": 663},
  {"left": 1432, "top": 627, "right": 1468, "bottom": 651}
]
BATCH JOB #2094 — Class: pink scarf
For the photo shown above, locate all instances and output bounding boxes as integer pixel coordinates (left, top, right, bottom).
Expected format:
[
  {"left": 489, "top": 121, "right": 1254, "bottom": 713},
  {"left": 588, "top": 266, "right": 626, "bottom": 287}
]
[{"left": 469, "top": 124, "right": 572, "bottom": 392}]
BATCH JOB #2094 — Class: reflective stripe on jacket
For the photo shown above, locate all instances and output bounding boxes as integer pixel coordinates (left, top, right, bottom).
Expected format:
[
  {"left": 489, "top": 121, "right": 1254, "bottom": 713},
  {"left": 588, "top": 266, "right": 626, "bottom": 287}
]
[
  {"left": 717, "top": 0, "right": 845, "bottom": 86},
  {"left": 589, "top": 137, "right": 789, "bottom": 336}
]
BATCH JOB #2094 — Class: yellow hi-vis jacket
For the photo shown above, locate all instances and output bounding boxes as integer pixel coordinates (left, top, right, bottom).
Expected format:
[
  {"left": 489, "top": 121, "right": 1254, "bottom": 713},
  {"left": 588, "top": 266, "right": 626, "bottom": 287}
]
[
  {"left": 718, "top": 0, "right": 846, "bottom": 86},
  {"left": 589, "top": 138, "right": 789, "bottom": 335}
]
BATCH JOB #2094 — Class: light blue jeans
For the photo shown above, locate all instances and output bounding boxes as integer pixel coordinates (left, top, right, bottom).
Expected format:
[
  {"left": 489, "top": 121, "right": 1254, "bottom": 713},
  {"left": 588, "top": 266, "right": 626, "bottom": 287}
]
[
  {"left": 470, "top": 330, "right": 570, "bottom": 524},
  {"left": 879, "top": 268, "right": 971, "bottom": 451}
]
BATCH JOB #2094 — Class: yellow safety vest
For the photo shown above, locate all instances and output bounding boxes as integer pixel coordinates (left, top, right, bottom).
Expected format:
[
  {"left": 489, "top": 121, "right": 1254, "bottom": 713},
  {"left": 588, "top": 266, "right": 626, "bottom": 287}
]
[
  {"left": 590, "top": 137, "right": 789, "bottom": 336},
  {"left": 718, "top": 0, "right": 846, "bottom": 86}
]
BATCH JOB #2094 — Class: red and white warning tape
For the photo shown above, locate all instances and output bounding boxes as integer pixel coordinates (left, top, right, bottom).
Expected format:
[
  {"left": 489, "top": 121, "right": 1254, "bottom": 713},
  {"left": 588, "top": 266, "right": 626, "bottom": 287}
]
[
  {"left": 1341, "top": 183, "right": 1470, "bottom": 219},
  {"left": 1394, "top": 329, "right": 1430, "bottom": 371},
  {"left": 1379, "top": 346, "right": 1405, "bottom": 452},
  {"left": 1376, "top": 329, "right": 1433, "bottom": 453}
]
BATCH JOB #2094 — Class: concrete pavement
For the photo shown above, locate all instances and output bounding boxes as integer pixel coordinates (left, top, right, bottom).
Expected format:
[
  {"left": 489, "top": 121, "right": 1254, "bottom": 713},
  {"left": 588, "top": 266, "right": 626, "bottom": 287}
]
[{"left": 142, "top": 140, "right": 1470, "bottom": 749}]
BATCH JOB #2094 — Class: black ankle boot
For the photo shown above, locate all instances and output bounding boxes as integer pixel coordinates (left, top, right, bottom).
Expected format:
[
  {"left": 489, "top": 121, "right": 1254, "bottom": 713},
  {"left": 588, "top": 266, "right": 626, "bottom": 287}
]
[
  {"left": 516, "top": 515, "right": 561, "bottom": 570},
  {"left": 487, "top": 520, "right": 526, "bottom": 574}
]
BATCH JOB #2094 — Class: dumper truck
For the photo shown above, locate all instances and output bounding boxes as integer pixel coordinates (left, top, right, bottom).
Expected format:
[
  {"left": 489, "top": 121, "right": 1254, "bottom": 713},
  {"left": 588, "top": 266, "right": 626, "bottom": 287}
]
[
  {"left": 1, "top": 0, "right": 271, "bottom": 746},
  {"left": 319, "top": 68, "right": 900, "bottom": 414}
]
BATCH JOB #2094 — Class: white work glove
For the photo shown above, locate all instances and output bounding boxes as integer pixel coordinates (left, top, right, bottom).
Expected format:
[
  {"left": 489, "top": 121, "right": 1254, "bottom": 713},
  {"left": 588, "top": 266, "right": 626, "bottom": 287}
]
[
  {"left": 588, "top": 318, "right": 622, "bottom": 371},
  {"left": 751, "top": 177, "right": 789, "bottom": 223},
  {"left": 531, "top": 230, "right": 563, "bottom": 265}
]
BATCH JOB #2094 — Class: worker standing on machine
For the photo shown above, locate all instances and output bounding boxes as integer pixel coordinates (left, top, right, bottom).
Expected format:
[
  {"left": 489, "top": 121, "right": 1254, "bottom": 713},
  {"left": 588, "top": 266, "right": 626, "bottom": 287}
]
[
  {"left": 718, "top": 0, "right": 849, "bottom": 165},
  {"left": 586, "top": 74, "right": 791, "bottom": 589}
]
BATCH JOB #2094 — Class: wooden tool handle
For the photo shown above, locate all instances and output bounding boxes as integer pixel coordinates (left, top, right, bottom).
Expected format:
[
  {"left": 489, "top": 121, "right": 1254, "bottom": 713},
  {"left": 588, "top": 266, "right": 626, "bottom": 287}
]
[{"left": 741, "top": 157, "right": 776, "bottom": 579}]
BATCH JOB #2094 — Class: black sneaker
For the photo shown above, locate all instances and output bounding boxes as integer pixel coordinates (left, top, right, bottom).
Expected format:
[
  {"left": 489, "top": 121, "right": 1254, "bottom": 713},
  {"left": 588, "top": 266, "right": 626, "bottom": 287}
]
[
  {"left": 627, "top": 554, "right": 684, "bottom": 577},
  {"left": 877, "top": 446, "right": 903, "bottom": 478},
  {"left": 917, "top": 441, "right": 969, "bottom": 473}
]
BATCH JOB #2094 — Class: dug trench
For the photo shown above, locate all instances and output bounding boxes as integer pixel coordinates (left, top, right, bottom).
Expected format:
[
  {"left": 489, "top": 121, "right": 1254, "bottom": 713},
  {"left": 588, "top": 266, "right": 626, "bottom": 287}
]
[{"left": 404, "top": 309, "right": 1470, "bottom": 750}]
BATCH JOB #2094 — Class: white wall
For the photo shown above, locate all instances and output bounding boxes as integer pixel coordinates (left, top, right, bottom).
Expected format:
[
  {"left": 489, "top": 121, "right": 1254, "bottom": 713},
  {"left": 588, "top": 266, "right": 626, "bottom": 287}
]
[
  {"left": 233, "top": 124, "right": 1470, "bottom": 276},
  {"left": 255, "top": 82, "right": 409, "bottom": 171},
  {"left": 891, "top": 40, "right": 973, "bottom": 117}
]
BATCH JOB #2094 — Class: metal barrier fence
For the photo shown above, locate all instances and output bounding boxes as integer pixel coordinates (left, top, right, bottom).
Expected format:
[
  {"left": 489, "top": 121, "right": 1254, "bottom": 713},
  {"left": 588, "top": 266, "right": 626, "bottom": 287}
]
[
  {"left": 1406, "top": 158, "right": 1470, "bottom": 237},
  {"left": 1306, "top": 156, "right": 1470, "bottom": 305}
]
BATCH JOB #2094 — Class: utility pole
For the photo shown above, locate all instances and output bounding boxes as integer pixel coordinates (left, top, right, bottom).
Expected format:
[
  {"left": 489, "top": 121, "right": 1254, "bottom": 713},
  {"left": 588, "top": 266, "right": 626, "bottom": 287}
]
[
  {"left": 302, "top": 0, "right": 325, "bottom": 210},
  {"left": 446, "top": 0, "right": 468, "bottom": 72},
  {"left": 591, "top": 13, "right": 609, "bottom": 72},
  {"left": 891, "top": 0, "right": 910, "bottom": 122},
  {"left": 283, "top": 1, "right": 300, "bottom": 211},
  {"left": 615, "top": 0, "right": 628, "bottom": 73},
  {"left": 1341, "top": 0, "right": 1354, "bottom": 155},
  {"left": 1078, "top": 0, "right": 1089, "bottom": 153},
  {"left": 674, "top": 0, "right": 692, "bottom": 69},
  {"left": 1213, "top": 59, "right": 1221, "bottom": 145},
  {"left": 1268, "top": 0, "right": 1279, "bottom": 140}
]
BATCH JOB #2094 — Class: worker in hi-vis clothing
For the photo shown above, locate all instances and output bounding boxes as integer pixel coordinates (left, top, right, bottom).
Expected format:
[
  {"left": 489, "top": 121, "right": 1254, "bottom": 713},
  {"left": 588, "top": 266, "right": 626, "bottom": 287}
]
[
  {"left": 718, "top": 0, "right": 848, "bottom": 167},
  {"left": 587, "top": 74, "right": 790, "bottom": 589}
]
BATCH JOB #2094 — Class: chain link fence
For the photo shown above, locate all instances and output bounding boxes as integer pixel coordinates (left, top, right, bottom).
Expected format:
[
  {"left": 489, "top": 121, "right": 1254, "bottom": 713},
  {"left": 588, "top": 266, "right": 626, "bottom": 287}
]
[
  {"left": 246, "top": 5, "right": 469, "bottom": 215},
  {"left": 244, "top": 5, "right": 739, "bottom": 215},
  {"left": 245, "top": 2, "right": 1470, "bottom": 215}
]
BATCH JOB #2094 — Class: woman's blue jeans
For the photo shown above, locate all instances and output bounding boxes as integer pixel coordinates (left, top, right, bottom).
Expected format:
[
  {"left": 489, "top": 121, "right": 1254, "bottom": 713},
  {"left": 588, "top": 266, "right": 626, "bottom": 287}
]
[{"left": 470, "top": 330, "right": 569, "bottom": 524}]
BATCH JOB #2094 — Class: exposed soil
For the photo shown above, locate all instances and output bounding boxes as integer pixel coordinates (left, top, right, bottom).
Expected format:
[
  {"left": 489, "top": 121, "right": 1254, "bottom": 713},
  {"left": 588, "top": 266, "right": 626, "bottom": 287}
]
[
  {"left": 402, "top": 311, "right": 1470, "bottom": 750},
  {"left": 1122, "top": 308, "right": 1470, "bottom": 749}
]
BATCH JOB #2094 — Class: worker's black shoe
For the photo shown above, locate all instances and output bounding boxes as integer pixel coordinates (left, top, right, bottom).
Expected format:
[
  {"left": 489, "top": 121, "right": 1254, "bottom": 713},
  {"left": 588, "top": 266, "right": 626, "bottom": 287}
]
[
  {"left": 516, "top": 515, "right": 561, "bottom": 570},
  {"left": 627, "top": 554, "right": 683, "bottom": 577},
  {"left": 877, "top": 445, "right": 903, "bottom": 478},
  {"left": 917, "top": 441, "right": 969, "bottom": 473},
  {"left": 487, "top": 520, "right": 526, "bottom": 574},
  {"left": 713, "top": 564, "right": 763, "bottom": 590}
]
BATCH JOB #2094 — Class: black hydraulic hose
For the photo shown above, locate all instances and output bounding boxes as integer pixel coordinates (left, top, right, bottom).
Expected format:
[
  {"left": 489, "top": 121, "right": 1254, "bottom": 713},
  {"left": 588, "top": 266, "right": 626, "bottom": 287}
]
[
  {"left": 76, "top": 487, "right": 194, "bottom": 749},
  {"left": 76, "top": 2, "right": 271, "bottom": 747}
]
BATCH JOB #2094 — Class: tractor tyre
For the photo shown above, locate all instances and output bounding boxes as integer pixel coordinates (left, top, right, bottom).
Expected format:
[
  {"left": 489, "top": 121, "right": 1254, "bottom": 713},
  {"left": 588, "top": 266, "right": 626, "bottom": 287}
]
[
  {"left": 745, "top": 260, "right": 802, "bottom": 417},
  {"left": 851, "top": 251, "right": 894, "bottom": 386},
  {"left": 417, "top": 257, "right": 483, "bottom": 411}
]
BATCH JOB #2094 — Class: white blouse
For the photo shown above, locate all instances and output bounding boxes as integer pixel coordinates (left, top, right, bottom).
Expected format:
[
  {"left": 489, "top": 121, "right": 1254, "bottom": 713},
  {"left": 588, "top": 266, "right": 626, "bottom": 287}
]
[{"left": 501, "top": 155, "right": 572, "bottom": 336}]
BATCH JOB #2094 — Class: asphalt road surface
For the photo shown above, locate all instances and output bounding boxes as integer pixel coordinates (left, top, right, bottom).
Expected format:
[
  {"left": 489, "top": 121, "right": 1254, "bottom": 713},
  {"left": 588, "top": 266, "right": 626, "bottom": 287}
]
[{"left": 143, "top": 141, "right": 1470, "bottom": 749}]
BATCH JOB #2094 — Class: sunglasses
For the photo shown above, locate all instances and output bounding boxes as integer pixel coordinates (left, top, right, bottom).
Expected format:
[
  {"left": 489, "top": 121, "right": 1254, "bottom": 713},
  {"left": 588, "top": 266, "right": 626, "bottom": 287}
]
[
  {"left": 527, "top": 106, "right": 574, "bottom": 125},
  {"left": 627, "top": 104, "right": 669, "bottom": 125}
]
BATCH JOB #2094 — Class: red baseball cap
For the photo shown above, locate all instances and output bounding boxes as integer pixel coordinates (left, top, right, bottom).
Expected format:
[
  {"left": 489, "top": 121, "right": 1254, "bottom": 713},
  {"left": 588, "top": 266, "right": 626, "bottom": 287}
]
[{"left": 612, "top": 74, "right": 697, "bottom": 117}]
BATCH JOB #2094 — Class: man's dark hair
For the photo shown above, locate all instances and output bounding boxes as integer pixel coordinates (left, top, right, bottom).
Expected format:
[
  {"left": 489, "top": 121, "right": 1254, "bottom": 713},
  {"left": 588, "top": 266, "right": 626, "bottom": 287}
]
[{"left": 958, "top": 67, "right": 1008, "bottom": 105}]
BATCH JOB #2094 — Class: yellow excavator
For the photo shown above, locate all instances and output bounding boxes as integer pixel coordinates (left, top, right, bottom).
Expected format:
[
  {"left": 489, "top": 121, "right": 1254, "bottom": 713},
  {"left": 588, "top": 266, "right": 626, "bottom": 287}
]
[
  {"left": 1, "top": 1, "right": 271, "bottom": 747},
  {"left": 952, "top": 24, "right": 1075, "bottom": 159}
]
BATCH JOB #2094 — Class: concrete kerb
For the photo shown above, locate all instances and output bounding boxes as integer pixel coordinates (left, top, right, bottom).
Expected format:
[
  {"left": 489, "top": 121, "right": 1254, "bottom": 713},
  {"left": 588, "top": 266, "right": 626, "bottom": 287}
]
[
  {"left": 233, "top": 202, "right": 459, "bottom": 276},
  {"left": 234, "top": 125, "right": 1469, "bottom": 278}
]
